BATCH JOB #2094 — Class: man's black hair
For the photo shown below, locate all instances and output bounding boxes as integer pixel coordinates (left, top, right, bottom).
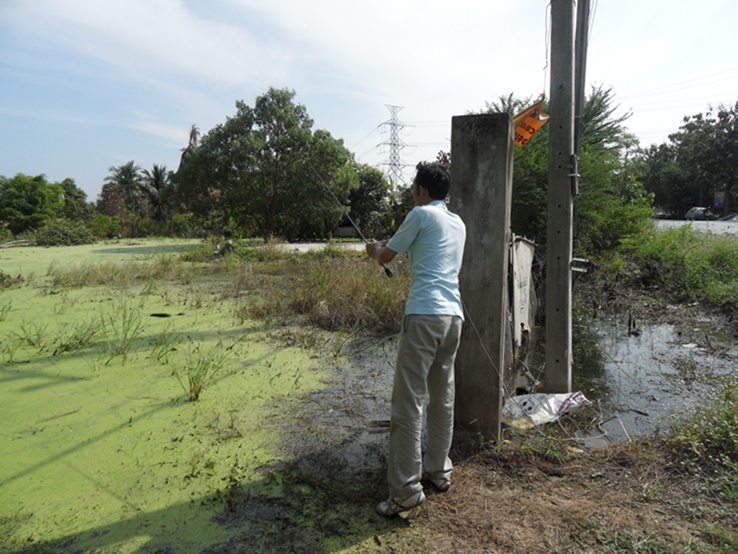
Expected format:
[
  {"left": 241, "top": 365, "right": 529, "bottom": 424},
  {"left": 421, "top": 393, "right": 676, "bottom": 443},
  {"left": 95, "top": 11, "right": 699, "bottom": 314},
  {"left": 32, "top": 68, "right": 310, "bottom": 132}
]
[{"left": 414, "top": 162, "right": 450, "bottom": 200}]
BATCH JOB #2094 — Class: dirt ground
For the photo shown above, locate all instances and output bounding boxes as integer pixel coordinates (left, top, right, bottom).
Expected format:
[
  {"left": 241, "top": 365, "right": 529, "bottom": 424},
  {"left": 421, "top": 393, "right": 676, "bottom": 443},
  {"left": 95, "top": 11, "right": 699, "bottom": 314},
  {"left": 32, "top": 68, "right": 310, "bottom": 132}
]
[
  {"left": 211, "top": 304, "right": 738, "bottom": 554},
  {"left": 377, "top": 442, "right": 735, "bottom": 554}
]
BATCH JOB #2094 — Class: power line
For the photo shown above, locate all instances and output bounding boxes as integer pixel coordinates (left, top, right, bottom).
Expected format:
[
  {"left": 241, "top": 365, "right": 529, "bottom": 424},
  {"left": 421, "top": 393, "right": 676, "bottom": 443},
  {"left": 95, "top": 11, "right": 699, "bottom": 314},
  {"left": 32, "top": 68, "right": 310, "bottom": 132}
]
[
  {"left": 620, "top": 67, "right": 738, "bottom": 101},
  {"left": 356, "top": 143, "right": 383, "bottom": 161},
  {"left": 403, "top": 121, "right": 448, "bottom": 127},
  {"left": 349, "top": 124, "right": 381, "bottom": 149}
]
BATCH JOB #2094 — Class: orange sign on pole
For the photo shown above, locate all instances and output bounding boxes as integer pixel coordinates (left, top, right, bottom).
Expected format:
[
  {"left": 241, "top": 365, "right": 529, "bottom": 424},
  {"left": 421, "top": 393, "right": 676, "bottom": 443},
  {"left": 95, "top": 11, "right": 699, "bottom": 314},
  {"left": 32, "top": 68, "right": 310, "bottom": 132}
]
[{"left": 513, "top": 97, "right": 549, "bottom": 147}]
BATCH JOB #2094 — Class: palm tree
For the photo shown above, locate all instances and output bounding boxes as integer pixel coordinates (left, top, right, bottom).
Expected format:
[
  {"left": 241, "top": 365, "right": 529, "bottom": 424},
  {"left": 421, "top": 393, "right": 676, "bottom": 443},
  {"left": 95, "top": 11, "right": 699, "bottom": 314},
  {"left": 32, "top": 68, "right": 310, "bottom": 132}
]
[
  {"left": 105, "top": 161, "right": 142, "bottom": 214},
  {"left": 141, "top": 164, "right": 169, "bottom": 220},
  {"left": 178, "top": 124, "right": 200, "bottom": 172}
]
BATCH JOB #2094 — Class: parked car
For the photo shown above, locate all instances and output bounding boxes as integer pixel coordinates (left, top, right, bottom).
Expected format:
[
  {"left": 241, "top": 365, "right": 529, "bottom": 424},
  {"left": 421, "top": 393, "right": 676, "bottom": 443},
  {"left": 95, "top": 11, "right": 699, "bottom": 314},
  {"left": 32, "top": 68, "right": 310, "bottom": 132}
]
[
  {"left": 685, "top": 207, "right": 714, "bottom": 220},
  {"left": 652, "top": 207, "right": 668, "bottom": 219}
]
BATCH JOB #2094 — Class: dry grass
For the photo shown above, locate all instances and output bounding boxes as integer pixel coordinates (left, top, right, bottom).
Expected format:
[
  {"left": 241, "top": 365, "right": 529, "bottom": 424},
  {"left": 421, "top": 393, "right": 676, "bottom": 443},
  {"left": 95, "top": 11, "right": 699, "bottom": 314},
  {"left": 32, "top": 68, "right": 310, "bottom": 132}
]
[
  {"left": 46, "top": 255, "right": 195, "bottom": 288},
  {"left": 373, "top": 440, "right": 738, "bottom": 553},
  {"left": 290, "top": 256, "right": 409, "bottom": 333},
  {"left": 232, "top": 253, "right": 410, "bottom": 333}
]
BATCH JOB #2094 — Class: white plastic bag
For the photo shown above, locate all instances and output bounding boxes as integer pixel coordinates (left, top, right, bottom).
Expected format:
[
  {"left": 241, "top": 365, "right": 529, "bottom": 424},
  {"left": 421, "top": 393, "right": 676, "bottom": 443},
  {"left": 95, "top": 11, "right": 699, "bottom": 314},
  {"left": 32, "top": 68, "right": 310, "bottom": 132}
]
[{"left": 502, "top": 392, "right": 591, "bottom": 429}]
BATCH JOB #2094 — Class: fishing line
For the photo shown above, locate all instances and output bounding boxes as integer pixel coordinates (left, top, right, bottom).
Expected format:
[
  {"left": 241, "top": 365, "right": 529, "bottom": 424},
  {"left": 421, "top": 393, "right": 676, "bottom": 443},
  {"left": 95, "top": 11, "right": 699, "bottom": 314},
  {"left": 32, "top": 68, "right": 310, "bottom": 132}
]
[
  {"left": 305, "top": 159, "right": 393, "bottom": 278},
  {"left": 461, "top": 298, "right": 507, "bottom": 387}
]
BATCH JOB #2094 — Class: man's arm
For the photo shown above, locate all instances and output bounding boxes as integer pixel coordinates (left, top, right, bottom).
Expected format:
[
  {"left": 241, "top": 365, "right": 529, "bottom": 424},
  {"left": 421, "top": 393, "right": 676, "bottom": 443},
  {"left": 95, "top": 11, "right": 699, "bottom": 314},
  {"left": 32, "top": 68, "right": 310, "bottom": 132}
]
[{"left": 366, "top": 240, "right": 398, "bottom": 264}]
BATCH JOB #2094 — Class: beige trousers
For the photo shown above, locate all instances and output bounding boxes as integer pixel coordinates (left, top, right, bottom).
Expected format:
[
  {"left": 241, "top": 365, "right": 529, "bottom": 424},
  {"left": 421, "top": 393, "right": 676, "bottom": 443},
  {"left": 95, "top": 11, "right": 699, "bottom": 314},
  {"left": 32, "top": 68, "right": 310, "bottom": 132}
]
[{"left": 387, "top": 314, "right": 463, "bottom": 499}]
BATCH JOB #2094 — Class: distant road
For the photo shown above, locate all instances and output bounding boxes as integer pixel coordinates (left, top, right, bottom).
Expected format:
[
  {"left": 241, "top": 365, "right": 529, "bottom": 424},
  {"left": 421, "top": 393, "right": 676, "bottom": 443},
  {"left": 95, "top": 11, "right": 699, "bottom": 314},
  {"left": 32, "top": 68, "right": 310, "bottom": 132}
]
[
  {"left": 274, "top": 242, "right": 365, "bottom": 253},
  {"left": 654, "top": 219, "right": 738, "bottom": 236}
]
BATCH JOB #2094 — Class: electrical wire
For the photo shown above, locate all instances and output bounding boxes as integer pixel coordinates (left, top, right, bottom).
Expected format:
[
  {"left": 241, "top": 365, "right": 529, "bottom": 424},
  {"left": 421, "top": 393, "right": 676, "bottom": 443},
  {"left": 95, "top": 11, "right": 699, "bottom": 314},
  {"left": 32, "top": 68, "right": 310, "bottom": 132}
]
[
  {"left": 349, "top": 125, "right": 381, "bottom": 149},
  {"left": 543, "top": 2, "right": 552, "bottom": 95},
  {"left": 620, "top": 67, "right": 738, "bottom": 100},
  {"left": 589, "top": 0, "right": 599, "bottom": 40}
]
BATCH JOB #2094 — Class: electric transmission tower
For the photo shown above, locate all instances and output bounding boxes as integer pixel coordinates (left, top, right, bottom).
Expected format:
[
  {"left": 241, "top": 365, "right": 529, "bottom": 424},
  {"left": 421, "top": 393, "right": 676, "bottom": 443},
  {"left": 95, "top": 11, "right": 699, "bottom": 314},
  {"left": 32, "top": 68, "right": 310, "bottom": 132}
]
[{"left": 378, "top": 105, "right": 411, "bottom": 186}]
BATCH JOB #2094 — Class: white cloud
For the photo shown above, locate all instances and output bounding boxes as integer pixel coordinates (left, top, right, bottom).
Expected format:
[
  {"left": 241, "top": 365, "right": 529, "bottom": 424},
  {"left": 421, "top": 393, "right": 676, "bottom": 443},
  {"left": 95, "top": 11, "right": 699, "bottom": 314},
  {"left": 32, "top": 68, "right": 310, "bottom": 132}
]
[
  {"left": 128, "top": 112, "right": 191, "bottom": 145},
  {"left": 4, "top": 0, "right": 292, "bottom": 89},
  {"left": 226, "top": 0, "right": 546, "bottom": 107}
]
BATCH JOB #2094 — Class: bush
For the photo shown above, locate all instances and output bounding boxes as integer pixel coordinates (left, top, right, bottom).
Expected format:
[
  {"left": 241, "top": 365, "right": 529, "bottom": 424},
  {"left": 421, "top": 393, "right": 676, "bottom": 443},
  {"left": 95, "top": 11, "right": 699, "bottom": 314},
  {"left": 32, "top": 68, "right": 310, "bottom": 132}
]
[
  {"left": 666, "top": 377, "right": 738, "bottom": 479},
  {"left": 289, "top": 256, "right": 408, "bottom": 333},
  {"left": 34, "top": 219, "right": 96, "bottom": 246},
  {"left": 90, "top": 214, "right": 120, "bottom": 239},
  {"left": 0, "top": 225, "right": 12, "bottom": 243},
  {"left": 614, "top": 226, "right": 738, "bottom": 307}
]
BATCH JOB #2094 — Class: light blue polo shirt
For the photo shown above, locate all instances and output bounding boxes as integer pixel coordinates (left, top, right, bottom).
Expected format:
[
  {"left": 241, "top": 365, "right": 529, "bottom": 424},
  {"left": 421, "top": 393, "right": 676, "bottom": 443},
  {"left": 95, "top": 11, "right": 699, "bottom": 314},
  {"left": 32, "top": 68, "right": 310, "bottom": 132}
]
[{"left": 387, "top": 200, "right": 466, "bottom": 319}]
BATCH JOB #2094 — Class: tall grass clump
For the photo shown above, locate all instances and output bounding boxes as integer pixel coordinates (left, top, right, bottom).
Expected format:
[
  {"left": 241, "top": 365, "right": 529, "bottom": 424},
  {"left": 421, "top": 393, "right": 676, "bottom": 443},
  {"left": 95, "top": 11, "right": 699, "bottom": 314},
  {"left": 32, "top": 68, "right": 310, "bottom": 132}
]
[
  {"left": 16, "top": 321, "right": 49, "bottom": 350},
  {"left": 47, "top": 256, "right": 195, "bottom": 289},
  {"left": 0, "top": 298, "right": 11, "bottom": 321},
  {"left": 299, "top": 243, "right": 360, "bottom": 260},
  {"left": 289, "top": 257, "right": 408, "bottom": 333},
  {"left": 1, "top": 333, "right": 23, "bottom": 363},
  {"left": 149, "top": 327, "right": 182, "bottom": 364},
  {"left": 174, "top": 340, "right": 230, "bottom": 401},
  {"left": 101, "top": 299, "right": 145, "bottom": 361},
  {"left": 0, "top": 270, "right": 23, "bottom": 288},
  {"left": 47, "top": 261, "right": 122, "bottom": 288},
  {"left": 615, "top": 226, "right": 738, "bottom": 308},
  {"left": 665, "top": 377, "right": 738, "bottom": 490},
  {"left": 53, "top": 319, "right": 100, "bottom": 355}
]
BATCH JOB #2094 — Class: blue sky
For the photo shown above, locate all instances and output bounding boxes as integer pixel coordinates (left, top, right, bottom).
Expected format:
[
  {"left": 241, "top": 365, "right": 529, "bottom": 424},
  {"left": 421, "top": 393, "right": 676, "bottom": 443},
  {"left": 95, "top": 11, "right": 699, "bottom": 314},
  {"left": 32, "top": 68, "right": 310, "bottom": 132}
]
[{"left": 1, "top": 0, "right": 737, "bottom": 200}]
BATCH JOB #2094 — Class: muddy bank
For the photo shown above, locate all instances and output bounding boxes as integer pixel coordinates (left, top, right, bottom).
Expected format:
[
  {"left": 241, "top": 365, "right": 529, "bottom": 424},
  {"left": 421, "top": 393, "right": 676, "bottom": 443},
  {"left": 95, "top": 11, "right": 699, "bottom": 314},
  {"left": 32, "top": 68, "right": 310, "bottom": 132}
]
[{"left": 210, "top": 302, "right": 738, "bottom": 552}]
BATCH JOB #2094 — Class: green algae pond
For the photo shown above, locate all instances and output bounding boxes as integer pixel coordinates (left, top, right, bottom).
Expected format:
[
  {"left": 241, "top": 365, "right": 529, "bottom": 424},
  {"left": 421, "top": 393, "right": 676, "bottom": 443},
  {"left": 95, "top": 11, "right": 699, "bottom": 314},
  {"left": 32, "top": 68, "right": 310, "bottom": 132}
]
[{"left": 0, "top": 239, "right": 399, "bottom": 553}]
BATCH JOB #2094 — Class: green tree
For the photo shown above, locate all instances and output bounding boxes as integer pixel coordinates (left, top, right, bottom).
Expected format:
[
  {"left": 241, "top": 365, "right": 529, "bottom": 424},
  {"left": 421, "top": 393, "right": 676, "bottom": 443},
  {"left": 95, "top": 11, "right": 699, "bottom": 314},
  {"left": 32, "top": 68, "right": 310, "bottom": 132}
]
[
  {"left": 0, "top": 173, "right": 58, "bottom": 235},
  {"left": 484, "top": 86, "right": 652, "bottom": 255},
  {"left": 172, "top": 87, "right": 358, "bottom": 240},
  {"left": 96, "top": 182, "right": 126, "bottom": 218},
  {"left": 349, "top": 164, "right": 393, "bottom": 239},
  {"left": 178, "top": 124, "right": 200, "bottom": 171},
  {"left": 484, "top": 94, "right": 548, "bottom": 243},
  {"left": 57, "top": 178, "right": 95, "bottom": 222},
  {"left": 104, "top": 161, "right": 143, "bottom": 215},
  {"left": 640, "top": 143, "right": 687, "bottom": 217},
  {"left": 655, "top": 102, "right": 738, "bottom": 215},
  {"left": 141, "top": 164, "right": 169, "bottom": 221}
]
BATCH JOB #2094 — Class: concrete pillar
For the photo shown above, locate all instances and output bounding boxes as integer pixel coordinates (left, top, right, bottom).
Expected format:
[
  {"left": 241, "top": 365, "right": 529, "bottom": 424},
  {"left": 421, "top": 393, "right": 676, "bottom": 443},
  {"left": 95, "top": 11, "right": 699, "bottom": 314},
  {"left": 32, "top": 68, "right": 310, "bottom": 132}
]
[{"left": 450, "top": 113, "right": 514, "bottom": 443}]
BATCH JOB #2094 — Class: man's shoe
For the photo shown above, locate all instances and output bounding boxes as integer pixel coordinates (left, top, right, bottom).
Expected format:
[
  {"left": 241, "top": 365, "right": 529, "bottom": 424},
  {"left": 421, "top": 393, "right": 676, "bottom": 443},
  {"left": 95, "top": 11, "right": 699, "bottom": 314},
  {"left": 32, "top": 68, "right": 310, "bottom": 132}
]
[
  {"left": 429, "top": 477, "right": 451, "bottom": 492},
  {"left": 375, "top": 490, "right": 425, "bottom": 517},
  {"left": 422, "top": 473, "right": 451, "bottom": 492}
]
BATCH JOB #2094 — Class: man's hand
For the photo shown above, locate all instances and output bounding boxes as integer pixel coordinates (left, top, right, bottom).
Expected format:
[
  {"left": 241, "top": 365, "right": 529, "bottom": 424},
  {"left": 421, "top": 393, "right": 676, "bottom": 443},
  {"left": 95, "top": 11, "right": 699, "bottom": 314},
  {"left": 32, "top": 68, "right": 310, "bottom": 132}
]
[
  {"left": 365, "top": 240, "right": 380, "bottom": 260},
  {"left": 366, "top": 240, "right": 396, "bottom": 264}
]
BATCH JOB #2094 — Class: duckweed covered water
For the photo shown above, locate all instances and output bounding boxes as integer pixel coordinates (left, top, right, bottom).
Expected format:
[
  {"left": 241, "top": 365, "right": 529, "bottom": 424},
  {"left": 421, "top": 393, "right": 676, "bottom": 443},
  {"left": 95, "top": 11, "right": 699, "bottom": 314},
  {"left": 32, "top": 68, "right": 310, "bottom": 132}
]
[{"left": 0, "top": 240, "right": 333, "bottom": 552}]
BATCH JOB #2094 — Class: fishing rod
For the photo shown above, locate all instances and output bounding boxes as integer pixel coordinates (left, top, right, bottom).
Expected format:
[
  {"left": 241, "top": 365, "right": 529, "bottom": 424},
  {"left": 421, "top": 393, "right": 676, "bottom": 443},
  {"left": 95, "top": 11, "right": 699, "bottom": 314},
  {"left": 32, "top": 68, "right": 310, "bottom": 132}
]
[{"left": 305, "top": 159, "right": 393, "bottom": 278}]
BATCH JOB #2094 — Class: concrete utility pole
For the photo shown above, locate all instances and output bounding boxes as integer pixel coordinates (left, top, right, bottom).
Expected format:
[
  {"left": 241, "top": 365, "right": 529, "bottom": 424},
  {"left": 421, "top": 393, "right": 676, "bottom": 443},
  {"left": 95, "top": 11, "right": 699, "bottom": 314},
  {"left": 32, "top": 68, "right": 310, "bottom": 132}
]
[
  {"left": 574, "top": 0, "right": 591, "bottom": 159},
  {"left": 450, "top": 113, "right": 514, "bottom": 443},
  {"left": 545, "top": 0, "right": 576, "bottom": 393}
]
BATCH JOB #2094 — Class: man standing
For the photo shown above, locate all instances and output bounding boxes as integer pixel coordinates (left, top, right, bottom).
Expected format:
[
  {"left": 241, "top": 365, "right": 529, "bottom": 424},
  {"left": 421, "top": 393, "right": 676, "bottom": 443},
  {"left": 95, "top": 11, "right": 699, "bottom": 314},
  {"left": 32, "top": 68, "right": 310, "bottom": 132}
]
[{"left": 366, "top": 161, "right": 466, "bottom": 517}]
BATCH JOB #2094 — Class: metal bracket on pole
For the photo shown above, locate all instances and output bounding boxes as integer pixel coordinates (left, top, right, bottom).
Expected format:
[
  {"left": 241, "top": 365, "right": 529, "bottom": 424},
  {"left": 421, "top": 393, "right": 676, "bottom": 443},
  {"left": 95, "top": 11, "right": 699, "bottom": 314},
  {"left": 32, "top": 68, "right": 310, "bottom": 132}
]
[
  {"left": 571, "top": 257, "right": 590, "bottom": 274},
  {"left": 568, "top": 154, "right": 580, "bottom": 196}
]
